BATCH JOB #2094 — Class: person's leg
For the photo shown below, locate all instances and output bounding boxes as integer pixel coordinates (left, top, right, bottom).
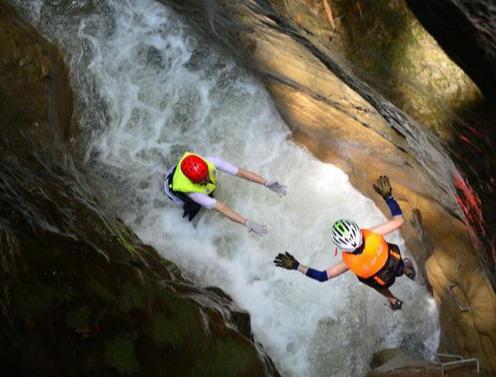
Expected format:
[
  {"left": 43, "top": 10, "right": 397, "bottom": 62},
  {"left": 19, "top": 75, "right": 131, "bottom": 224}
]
[
  {"left": 389, "top": 244, "right": 416, "bottom": 280},
  {"left": 182, "top": 200, "right": 202, "bottom": 221},
  {"left": 373, "top": 286, "right": 403, "bottom": 310},
  {"left": 403, "top": 258, "right": 416, "bottom": 280}
]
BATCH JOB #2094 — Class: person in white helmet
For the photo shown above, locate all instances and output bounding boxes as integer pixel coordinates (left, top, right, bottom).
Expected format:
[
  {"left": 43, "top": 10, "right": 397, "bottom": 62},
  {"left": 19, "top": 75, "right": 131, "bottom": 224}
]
[{"left": 274, "top": 176, "right": 415, "bottom": 310}]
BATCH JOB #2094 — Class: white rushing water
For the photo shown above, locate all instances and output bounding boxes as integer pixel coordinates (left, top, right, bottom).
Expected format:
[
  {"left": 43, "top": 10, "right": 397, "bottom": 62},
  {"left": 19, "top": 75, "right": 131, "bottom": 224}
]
[{"left": 13, "top": 0, "right": 440, "bottom": 376}]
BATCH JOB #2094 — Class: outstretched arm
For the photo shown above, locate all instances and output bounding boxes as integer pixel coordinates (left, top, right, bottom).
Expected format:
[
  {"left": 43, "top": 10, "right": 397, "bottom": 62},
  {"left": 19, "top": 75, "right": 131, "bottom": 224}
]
[
  {"left": 236, "top": 168, "right": 267, "bottom": 185},
  {"left": 213, "top": 201, "right": 246, "bottom": 224},
  {"left": 237, "top": 168, "right": 287, "bottom": 197},
  {"left": 207, "top": 157, "right": 269, "bottom": 185},
  {"left": 370, "top": 216, "right": 405, "bottom": 236},
  {"left": 274, "top": 252, "right": 349, "bottom": 282},
  {"left": 297, "top": 260, "right": 349, "bottom": 282},
  {"left": 213, "top": 201, "right": 267, "bottom": 236},
  {"left": 371, "top": 176, "right": 405, "bottom": 236},
  {"left": 208, "top": 156, "right": 286, "bottom": 196}
]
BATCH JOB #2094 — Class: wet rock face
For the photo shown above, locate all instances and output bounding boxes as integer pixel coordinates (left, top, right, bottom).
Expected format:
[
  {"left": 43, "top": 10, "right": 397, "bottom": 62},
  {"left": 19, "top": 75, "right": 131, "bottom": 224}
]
[
  {"left": 164, "top": 0, "right": 496, "bottom": 375},
  {"left": 0, "top": 2, "right": 278, "bottom": 376},
  {"left": 405, "top": 0, "right": 496, "bottom": 102},
  {"left": 0, "top": 1, "right": 72, "bottom": 147},
  {"left": 271, "top": 0, "right": 482, "bottom": 140},
  {"left": 404, "top": 0, "right": 496, "bottom": 304}
]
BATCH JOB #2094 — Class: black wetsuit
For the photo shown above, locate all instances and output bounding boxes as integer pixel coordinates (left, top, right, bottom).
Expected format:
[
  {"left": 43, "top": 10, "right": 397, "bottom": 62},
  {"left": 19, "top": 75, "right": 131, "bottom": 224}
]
[{"left": 166, "top": 167, "right": 215, "bottom": 221}]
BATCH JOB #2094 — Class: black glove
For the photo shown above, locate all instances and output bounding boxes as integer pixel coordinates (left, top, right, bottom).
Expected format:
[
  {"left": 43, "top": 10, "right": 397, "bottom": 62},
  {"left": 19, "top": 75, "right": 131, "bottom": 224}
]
[
  {"left": 274, "top": 252, "right": 299, "bottom": 270},
  {"left": 373, "top": 175, "right": 392, "bottom": 200}
]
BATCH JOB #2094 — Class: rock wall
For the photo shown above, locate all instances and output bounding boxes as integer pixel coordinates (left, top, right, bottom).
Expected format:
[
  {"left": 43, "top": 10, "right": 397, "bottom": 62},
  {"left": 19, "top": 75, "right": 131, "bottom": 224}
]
[
  {"left": 165, "top": 0, "right": 496, "bottom": 375},
  {"left": 404, "top": 0, "right": 496, "bottom": 306},
  {"left": 0, "top": 2, "right": 279, "bottom": 376},
  {"left": 405, "top": 0, "right": 496, "bottom": 102}
]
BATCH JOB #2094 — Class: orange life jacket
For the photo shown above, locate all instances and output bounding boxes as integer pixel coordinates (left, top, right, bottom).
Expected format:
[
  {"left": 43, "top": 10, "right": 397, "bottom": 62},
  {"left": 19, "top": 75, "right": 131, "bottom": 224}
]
[{"left": 342, "top": 229, "right": 395, "bottom": 282}]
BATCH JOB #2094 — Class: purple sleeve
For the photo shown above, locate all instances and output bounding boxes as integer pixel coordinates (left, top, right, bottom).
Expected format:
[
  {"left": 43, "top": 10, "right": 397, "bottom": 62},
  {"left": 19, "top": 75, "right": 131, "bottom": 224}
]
[
  {"left": 187, "top": 192, "right": 217, "bottom": 209},
  {"left": 206, "top": 156, "right": 239, "bottom": 176}
]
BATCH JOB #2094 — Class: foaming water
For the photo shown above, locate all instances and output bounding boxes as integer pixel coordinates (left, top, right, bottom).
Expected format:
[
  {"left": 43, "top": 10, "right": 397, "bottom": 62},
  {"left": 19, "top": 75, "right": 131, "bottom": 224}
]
[{"left": 12, "top": 0, "right": 439, "bottom": 375}]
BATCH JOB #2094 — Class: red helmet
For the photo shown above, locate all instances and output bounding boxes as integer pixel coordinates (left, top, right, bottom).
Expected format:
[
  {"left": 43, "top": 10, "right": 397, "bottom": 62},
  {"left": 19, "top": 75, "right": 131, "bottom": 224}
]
[{"left": 181, "top": 155, "right": 209, "bottom": 183}]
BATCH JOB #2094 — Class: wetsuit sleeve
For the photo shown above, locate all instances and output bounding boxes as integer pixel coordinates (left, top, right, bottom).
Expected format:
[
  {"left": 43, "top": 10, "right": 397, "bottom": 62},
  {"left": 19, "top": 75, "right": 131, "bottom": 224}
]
[
  {"left": 206, "top": 156, "right": 239, "bottom": 176},
  {"left": 385, "top": 196, "right": 402, "bottom": 216},
  {"left": 305, "top": 268, "right": 329, "bottom": 282},
  {"left": 187, "top": 193, "right": 217, "bottom": 209},
  {"left": 165, "top": 166, "right": 175, "bottom": 177}
]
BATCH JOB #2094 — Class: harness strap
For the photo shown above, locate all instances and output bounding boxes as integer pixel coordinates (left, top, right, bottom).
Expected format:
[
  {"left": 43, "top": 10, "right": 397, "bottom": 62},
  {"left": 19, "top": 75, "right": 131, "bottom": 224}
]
[
  {"left": 389, "top": 249, "right": 401, "bottom": 260},
  {"left": 373, "top": 276, "right": 386, "bottom": 286},
  {"left": 370, "top": 244, "right": 400, "bottom": 286}
]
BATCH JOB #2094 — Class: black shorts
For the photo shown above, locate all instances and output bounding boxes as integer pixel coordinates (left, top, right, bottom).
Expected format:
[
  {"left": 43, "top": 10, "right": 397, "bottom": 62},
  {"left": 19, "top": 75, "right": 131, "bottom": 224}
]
[{"left": 357, "top": 243, "right": 404, "bottom": 289}]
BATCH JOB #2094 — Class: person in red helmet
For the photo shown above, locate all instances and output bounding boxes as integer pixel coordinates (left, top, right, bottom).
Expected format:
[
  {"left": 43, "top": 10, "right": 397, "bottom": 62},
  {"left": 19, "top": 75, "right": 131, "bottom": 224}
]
[
  {"left": 164, "top": 151, "right": 287, "bottom": 236},
  {"left": 180, "top": 155, "right": 209, "bottom": 183}
]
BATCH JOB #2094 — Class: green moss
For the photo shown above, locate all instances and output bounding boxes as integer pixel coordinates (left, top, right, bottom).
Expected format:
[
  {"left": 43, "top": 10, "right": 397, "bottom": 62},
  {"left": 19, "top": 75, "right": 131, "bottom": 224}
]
[
  {"left": 90, "top": 280, "right": 115, "bottom": 302},
  {"left": 104, "top": 337, "right": 139, "bottom": 375},
  {"left": 13, "top": 281, "right": 69, "bottom": 318},
  {"left": 150, "top": 313, "right": 187, "bottom": 346},
  {"left": 195, "top": 338, "right": 255, "bottom": 377},
  {"left": 333, "top": 0, "right": 412, "bottom": 79},
  {"left": 117, "top": 234, "right": 138, "bottom": 254},
  {"left": 66, "top": 306, "right": 91, "bottom": 329},
  {"left": 148, "top": 296, "right": 201, "bottom": 347},
  {"left": 119, "top": 284, "right": 146, "bottom": 311}
]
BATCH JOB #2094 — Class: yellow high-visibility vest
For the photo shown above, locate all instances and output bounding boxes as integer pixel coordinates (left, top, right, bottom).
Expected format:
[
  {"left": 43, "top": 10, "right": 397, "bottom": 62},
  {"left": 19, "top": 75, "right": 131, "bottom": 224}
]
[{"left": 171, "top": 152, "right": 217, "bottom": 194}]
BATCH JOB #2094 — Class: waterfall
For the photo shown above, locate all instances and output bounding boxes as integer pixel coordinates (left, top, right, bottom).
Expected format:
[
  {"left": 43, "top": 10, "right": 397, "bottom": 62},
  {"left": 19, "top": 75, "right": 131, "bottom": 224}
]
[{"left": 11, "top": 0, "right": 440, "bottom": 376}]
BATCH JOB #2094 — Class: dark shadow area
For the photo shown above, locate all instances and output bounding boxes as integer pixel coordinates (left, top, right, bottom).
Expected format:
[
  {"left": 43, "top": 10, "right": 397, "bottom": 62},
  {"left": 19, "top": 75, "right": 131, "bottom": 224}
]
[{"left": 446, "top": 96, "right": 496, "bottom": 286}]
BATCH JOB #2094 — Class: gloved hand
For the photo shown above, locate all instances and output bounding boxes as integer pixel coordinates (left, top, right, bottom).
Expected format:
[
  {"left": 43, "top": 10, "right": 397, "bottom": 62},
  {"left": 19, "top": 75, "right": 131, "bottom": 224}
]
[
  {"left": 273, "top": 251, "right": 299, "bottom": 270},
  {"left": 244, "top": 219, "right": 268, "bottom": 236},
  {"left": 373, "top": 175, "right": 392, "bottom": 200},
  {"left": 264, "top": 180, "right": 287, "bottom": 197}
]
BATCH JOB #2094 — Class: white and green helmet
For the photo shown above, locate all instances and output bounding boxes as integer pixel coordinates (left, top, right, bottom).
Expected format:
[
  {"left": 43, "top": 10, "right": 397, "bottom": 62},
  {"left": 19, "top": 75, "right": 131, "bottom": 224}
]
[{"left": 331, "top": 219, "right": 363, "bottom": 251}]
